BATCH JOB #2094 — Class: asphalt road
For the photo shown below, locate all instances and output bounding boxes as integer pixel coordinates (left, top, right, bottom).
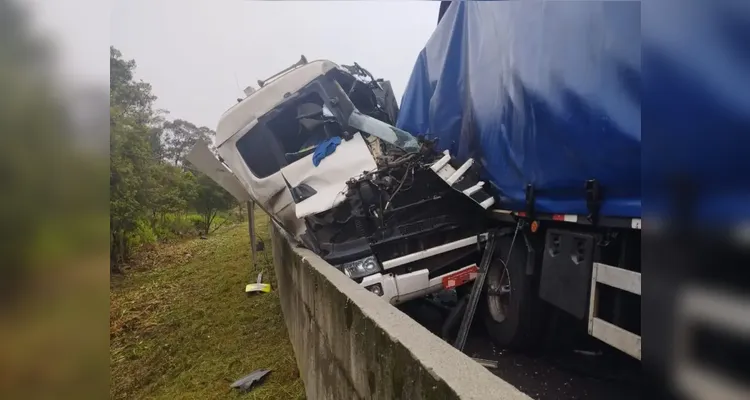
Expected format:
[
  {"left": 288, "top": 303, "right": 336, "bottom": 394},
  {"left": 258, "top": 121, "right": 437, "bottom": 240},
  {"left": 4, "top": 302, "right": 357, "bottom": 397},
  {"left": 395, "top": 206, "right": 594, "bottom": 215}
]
[{"left": 400, "top": 299, "right": 643, "bottom": 400}]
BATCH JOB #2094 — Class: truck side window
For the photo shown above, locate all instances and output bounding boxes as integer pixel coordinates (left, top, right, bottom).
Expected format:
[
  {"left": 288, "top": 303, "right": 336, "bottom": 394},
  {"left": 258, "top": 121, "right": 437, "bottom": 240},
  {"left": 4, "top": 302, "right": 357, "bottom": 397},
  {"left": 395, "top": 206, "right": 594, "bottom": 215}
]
[
  {"left": 268, "top": 93, "right": 328, "bottom": 156},
  {"left": 235, "top": 90, "right": 333, "bottom": 176},
  {"left": 236, "top": 125, "right": 282, "bottom": 179}
]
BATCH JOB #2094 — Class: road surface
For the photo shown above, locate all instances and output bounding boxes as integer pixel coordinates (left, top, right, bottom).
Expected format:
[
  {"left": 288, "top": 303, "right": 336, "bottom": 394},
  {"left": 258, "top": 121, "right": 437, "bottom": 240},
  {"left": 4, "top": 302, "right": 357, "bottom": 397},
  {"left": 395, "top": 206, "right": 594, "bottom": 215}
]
[{"left": 400, "top": 299, "right": 642, "bottom": 400}]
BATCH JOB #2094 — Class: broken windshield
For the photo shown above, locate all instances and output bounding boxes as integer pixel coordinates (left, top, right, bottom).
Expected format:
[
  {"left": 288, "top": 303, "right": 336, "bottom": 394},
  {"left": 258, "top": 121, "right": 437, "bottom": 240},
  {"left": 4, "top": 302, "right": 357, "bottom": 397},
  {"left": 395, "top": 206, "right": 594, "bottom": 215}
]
[{"left": 347, "top": 109, "right": 420, "bottom": 153}]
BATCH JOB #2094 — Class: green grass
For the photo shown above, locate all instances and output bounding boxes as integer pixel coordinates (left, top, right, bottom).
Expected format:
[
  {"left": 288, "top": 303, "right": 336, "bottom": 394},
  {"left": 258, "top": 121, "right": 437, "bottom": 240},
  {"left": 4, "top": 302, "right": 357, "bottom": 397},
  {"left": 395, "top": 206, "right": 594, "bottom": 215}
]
[{"left": 110, "top": 214, "right": 305, "bottom": 400}]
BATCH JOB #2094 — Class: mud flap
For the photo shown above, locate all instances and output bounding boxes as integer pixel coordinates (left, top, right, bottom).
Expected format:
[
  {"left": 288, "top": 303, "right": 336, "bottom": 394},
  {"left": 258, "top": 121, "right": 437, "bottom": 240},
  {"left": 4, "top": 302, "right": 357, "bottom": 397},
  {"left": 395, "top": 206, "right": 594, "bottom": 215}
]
[{"left": 538, "top": 229, "right": 595, "bottom": 319}]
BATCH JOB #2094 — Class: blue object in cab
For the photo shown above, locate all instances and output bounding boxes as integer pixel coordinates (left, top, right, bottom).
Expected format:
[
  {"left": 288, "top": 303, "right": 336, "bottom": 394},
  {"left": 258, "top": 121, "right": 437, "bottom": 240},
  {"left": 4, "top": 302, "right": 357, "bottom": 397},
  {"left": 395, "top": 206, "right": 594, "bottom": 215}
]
[{"left": 312, "top": 136, "right": 342, "bottom": 167}]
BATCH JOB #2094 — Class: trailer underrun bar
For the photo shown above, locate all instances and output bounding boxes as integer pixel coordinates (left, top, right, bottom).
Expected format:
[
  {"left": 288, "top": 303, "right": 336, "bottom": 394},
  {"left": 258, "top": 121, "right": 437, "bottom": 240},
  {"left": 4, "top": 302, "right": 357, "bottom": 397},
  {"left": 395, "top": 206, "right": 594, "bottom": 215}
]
[{"left": 588, "top": 262, "right": 642, "bottom": 360}]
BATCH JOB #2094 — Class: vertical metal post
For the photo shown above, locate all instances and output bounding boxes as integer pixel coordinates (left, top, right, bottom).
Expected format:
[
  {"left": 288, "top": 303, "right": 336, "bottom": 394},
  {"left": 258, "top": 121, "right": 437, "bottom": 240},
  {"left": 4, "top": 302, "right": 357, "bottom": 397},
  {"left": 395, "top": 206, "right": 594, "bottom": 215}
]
[
  {"left": 247, "top": 201, "right": 256, "bottom": 269},
  {"left": 454, "top": 232, "right": 497, "bottom": 351}
]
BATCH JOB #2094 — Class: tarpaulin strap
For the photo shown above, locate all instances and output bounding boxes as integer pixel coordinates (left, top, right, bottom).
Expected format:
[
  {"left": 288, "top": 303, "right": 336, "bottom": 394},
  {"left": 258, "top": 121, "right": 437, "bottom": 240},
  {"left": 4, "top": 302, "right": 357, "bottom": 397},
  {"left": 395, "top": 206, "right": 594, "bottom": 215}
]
[
  {"left": 525, "top": 184, "right": 536, "bottom": 219},
  {"left": 585, "top": 179, "right": 602, "bottom": 225}
]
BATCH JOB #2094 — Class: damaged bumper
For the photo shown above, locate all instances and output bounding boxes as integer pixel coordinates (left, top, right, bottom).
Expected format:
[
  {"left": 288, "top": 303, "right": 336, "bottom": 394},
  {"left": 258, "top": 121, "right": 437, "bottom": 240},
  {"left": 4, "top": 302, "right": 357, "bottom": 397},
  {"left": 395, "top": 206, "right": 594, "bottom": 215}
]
[{"left": 360, "top": 263, "right": 480, "bottom": 305}]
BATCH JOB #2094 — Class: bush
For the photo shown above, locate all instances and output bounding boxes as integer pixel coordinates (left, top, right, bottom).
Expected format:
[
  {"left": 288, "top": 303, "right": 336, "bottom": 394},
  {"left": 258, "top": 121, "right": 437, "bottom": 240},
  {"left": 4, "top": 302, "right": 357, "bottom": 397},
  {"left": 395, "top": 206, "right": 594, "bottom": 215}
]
[
  {"left": 153, "top": 214, "right": 195, "bottom": 240},
  {"left": 187, "top": 214, "right": 205, "bottom": 234},
  {"left": 129, "top": 212, "right": 234, "bottom": 248},
  {"left": 127, "top": 219, "right": 157, "bottom": 249}
]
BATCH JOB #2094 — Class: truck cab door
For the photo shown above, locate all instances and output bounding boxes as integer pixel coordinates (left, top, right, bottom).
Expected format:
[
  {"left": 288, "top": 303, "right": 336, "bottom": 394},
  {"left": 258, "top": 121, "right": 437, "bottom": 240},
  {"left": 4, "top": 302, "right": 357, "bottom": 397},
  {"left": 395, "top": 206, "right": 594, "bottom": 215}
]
[
  {"left": 186, "top": 139, "right": 252, "bottom": 203},
  {"left": 279, "top": 130, "right": 377, "bottom": 219},
  {"left": 187, "top": 139, "right": 304, "bottom": 240}
]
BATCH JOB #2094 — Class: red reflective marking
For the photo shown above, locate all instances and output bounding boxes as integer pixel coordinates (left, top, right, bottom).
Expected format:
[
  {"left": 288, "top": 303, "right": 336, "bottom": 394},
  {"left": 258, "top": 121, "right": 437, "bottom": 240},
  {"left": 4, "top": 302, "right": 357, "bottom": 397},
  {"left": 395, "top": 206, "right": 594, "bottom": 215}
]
[
  {"left": 442, "top": 264, "right": 479, "bottom": 289},
  {"left": 552, "top": 214, "right": 565, "bottom": 221}
]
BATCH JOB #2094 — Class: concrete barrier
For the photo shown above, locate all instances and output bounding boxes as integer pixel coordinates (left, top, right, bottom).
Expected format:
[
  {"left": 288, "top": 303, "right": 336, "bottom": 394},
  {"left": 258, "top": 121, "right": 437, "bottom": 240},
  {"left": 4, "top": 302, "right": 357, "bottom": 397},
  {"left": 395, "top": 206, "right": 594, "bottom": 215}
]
[{"left": 271, "top": 223, "right": 530, "bottom": 400}]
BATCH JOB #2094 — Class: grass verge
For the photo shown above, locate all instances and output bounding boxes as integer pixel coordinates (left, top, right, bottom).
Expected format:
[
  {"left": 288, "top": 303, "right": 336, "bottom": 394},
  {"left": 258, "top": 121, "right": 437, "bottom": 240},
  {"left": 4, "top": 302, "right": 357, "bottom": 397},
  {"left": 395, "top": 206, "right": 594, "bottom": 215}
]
[{"left": 110, "top": 215, "right": 304, "bottom": 399}]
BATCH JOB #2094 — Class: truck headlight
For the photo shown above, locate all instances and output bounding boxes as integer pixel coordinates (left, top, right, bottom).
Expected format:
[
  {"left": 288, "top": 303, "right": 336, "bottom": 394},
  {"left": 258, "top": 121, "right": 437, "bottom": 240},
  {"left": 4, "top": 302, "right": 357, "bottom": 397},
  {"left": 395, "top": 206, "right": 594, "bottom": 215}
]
[{"left": 340, "top": 256, "right": 381, "bottom": 279}]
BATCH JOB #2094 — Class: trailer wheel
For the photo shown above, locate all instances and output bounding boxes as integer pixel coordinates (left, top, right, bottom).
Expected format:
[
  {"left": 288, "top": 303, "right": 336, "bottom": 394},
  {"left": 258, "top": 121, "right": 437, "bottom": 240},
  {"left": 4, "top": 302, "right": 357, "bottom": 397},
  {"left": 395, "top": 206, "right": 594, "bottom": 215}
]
[{"left": 482, "top": 236, "right": 538, "bottom": 349}]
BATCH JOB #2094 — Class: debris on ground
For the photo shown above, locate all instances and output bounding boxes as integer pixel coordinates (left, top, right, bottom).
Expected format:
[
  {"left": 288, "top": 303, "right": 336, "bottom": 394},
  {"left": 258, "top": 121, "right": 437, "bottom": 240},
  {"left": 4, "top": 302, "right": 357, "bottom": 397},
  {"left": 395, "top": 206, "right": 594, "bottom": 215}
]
[
  {"left": 245, "top": 271, "right": 271, "bottom": 295},
  {"left": 472, "top": 357, "right": 499, "bottom": 369},
  {"left": 573, "top": 349, "right": 603, "bottom": 357},
  {"left": 230, "top": 369, "right": 272, "bottom": 393}
]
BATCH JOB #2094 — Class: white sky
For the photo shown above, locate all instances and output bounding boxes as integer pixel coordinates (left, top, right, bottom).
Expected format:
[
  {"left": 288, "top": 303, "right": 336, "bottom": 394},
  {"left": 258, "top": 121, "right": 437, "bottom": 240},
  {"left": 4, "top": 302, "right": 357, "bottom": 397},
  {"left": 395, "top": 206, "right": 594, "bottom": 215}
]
[{"left": 105, "top": 0, "right": 439, "bottom": 129}]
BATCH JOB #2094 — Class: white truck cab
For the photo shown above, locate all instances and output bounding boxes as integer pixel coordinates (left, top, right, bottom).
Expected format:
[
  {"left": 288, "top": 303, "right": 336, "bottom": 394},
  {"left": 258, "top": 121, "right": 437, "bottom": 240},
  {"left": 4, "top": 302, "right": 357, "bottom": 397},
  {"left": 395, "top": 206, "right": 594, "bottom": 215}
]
[{"left": 188, "top": 58, "right": 496, "bottom": 305}]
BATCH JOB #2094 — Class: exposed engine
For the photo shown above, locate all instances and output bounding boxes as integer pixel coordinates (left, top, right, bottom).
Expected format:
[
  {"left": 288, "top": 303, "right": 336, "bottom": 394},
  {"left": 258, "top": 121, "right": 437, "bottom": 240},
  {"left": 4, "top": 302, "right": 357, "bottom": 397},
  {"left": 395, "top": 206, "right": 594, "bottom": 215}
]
[{"left": 301, "top": 132, "right": 493, "bottom": 279}]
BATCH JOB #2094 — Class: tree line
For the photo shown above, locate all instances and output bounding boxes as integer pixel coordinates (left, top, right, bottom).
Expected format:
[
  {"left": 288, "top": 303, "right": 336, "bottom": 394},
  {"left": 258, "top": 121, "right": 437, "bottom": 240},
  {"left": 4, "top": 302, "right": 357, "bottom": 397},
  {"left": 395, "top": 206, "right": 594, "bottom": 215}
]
[{"left": 110, "top": 47, "right": 236, "bottom": 271}]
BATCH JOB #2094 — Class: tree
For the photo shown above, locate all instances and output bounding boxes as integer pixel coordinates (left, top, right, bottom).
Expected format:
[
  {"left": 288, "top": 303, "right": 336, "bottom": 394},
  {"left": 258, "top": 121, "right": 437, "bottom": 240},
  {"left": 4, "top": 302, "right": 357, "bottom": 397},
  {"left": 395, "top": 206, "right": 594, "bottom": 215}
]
[
  {"left": 190, "top": 173, "right": 236, "bottom": 235},
  {"left": 144, "top": 163, "right": 198, "bottom": 225},
  {"left": 110, "top": 107, "right": 153, "bottom": 265},
  {"left": 110, "top": 46, "right": 238, "bottom": 268},
  {"left": 110, "top": 47, "right": 156, "bottom": 126},
  {"left": 162, "top": 119, "right": 214, "bottom": 166},
  {"left": 110, "top": 47, "right": 161, "bottom": 267}
]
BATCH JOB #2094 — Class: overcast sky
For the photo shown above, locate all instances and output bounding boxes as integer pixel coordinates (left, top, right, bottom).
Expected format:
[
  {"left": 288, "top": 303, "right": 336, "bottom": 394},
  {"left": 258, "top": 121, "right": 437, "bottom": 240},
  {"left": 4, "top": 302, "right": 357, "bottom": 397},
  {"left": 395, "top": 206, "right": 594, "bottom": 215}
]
[{"left": 105, "top": 1, "right": 439, "bottom": 129}]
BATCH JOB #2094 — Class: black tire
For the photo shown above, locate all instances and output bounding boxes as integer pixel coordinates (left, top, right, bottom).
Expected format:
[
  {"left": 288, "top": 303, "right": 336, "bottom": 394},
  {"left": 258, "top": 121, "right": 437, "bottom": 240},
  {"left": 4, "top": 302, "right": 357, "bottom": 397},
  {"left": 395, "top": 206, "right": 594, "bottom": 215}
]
[{"left": 482, "top": 235, "right": 540, "bottom": 349}]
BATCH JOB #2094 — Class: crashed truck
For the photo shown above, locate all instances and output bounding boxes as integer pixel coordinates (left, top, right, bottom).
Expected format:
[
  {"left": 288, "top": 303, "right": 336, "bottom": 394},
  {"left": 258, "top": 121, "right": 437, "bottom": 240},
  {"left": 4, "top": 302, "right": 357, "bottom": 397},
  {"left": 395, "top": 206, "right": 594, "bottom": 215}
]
[
  {"left": 189, "top": 2, "right": 648, "bottom": 366},
  {"left": 189, "top": 58, "right": 499, "bottom": 309},
  {"left": 189, "top": 48, "right": 642, "bottom": 362}
]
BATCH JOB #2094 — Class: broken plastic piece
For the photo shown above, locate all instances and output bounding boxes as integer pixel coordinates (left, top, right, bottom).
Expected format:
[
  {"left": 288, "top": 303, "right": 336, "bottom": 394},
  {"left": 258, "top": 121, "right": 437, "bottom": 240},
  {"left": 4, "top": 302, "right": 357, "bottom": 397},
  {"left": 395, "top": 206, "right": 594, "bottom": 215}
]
[
  {"left": 230, "top": 369, "right": 271, "bottom": 392},
  {"left": 245, "top": 271, "right": 271, "bottom": 294}
]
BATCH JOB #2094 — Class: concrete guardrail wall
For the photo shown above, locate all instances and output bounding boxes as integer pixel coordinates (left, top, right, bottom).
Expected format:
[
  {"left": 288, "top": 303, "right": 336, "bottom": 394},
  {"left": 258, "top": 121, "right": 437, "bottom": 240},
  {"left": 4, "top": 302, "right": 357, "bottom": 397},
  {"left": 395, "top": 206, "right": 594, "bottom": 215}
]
[{"left": 271, "top": 223, "right": 531, "bottom": 400}]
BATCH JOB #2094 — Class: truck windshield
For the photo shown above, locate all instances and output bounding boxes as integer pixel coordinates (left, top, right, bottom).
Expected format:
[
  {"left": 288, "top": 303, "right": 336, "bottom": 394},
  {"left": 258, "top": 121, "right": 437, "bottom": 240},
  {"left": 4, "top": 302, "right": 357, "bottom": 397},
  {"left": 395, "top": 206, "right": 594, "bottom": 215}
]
[{"left": 347, "top": 109, "right": 420, "bottom": 153}]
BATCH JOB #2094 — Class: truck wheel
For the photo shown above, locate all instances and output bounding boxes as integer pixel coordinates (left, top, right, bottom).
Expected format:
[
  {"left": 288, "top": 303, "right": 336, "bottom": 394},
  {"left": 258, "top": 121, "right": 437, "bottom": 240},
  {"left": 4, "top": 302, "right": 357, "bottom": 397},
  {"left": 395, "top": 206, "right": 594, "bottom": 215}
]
[{"left": 482, "top": 236, "right": 538, "bottom": 349}]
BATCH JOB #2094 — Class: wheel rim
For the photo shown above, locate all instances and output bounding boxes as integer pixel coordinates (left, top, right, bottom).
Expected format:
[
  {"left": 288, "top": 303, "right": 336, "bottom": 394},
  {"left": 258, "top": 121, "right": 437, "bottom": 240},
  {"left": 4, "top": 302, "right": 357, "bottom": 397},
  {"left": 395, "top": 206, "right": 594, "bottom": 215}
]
[{"left": 487, "top": 259, "right": 512, "bottom": 323}]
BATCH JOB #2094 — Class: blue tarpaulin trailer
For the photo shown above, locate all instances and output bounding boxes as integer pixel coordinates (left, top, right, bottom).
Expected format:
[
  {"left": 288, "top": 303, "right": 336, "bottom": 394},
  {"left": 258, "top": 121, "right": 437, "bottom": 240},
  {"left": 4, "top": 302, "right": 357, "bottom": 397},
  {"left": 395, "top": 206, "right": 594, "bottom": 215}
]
[
  {"left": 397, "top": 0, "right": 750, "bottom": 223},
  {"left": 397, "top": 0, "right": 642, "bottom": 218},
  {"left": 395, "top": 0, "right": 750, "bottom": 373}
]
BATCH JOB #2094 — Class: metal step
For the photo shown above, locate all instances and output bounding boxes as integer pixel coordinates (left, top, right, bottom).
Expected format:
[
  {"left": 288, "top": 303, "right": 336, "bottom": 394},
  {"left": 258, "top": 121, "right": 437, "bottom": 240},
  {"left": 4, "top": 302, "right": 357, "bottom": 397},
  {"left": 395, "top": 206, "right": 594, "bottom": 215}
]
[{"left": 430, "top": 150, "right": 496, "bottom": 209}]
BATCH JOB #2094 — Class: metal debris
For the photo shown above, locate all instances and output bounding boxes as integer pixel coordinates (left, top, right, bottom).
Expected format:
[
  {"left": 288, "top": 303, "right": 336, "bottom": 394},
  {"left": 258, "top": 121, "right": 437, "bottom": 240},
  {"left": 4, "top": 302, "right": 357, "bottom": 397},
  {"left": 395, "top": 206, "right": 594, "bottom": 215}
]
[
  {"left": 472, "top": 357, "right": 499, "bottom": 369},
  {"left": 230, "top": 369, "right": 271, "bottom": 392}
]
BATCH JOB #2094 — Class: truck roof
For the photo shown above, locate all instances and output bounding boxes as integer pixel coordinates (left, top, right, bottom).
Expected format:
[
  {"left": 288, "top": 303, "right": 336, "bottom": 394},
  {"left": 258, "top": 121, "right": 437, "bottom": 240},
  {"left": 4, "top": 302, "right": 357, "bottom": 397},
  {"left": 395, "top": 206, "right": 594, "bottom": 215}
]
[{"left": 216, "top": 59, "right": 338, "bottom": 147}]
